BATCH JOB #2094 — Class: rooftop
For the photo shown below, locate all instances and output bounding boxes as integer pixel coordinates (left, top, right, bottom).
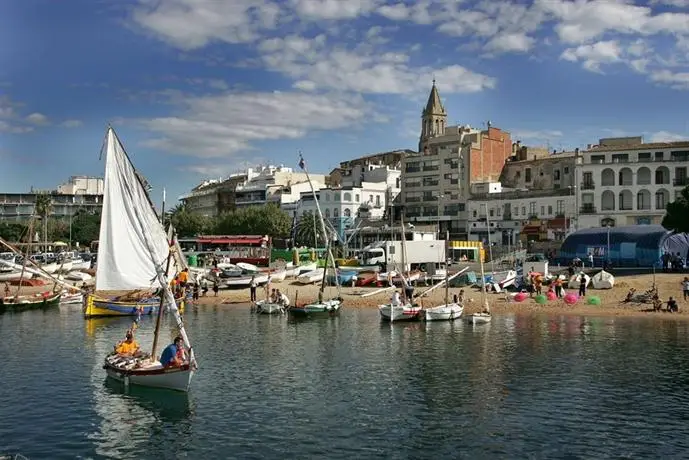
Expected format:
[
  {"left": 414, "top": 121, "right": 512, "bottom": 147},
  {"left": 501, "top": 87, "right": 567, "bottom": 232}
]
[{"left": 586, "top": 140, "right": 689, "bottom": 153}]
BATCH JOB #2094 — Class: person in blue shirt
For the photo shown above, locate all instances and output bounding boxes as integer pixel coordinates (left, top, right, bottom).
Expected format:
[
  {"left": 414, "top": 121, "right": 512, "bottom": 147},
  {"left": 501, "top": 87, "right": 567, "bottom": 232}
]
[{"left": 160, "top": 336, "right": 185, "bottom": 367}]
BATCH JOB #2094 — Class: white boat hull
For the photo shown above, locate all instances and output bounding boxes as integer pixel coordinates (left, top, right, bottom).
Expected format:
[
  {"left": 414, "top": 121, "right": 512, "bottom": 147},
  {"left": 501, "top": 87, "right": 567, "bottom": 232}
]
[
  {"left": 65, "top": 271, "right": 92, "bottom": 282},
  {"left": 104, "top": 355, "right": 194, "bottom": 392},
  {"left": 60, "top": 292, "right": 84, "bottom": 304},
  {"left": 71, "top": 260, "right": 91, "bottom": 271},
  {"left": 379, "top": 303, "right": 421, "bottom": 322},
  {"left": 0, "top": 271, "right": 34, "bottom": 281},
  {"left": 424, "top": 303, "right": 464, "bottom": 321},
  {"left": 297, "top": 269, "right": 325, "bottom": 284},
  {"left": 255, "top": 300, "right": 286, "bottom": 314},
  {"left": 41, "top": 262, "right": 59, "bottom": 274},
  {"left": 223, "top": 274, "right": 269, "bottom": 288},
  {"left": 264, "top": 269, "right": 286, "bottom": 282},
  {"left": 296, "top": 262, "right": 318, "bottom": 275},
  {"left": 470, "top": 313, "right": 492, "bottom": 324}
]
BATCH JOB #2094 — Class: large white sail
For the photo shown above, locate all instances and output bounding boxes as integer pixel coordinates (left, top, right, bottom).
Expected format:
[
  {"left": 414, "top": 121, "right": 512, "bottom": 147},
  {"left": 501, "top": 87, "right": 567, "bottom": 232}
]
[{"left": 95, "top": 128, "right": 172, "bottom": 291}]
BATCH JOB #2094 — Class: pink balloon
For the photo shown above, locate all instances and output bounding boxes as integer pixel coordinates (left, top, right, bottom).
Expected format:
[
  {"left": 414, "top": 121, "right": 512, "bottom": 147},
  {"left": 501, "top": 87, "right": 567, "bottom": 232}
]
[
  {"left": 546, "top": 291, "right": 557, "bottom": 301},
  {"left": 515, "top": 292, "right": 528, "bottom": 302},
  {"left": 564, "top": 293, "right": 579, "bottom": 305}
]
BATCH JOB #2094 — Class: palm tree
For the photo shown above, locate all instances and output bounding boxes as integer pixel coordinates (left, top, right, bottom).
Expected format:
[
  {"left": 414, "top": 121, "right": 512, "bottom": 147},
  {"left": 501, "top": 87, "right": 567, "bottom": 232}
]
[
  {"left": 34, "top": 193, "right": 52, "bottom": 252},
  {"left": 295, "top": 211, "right": 326, "bottom": 248}
]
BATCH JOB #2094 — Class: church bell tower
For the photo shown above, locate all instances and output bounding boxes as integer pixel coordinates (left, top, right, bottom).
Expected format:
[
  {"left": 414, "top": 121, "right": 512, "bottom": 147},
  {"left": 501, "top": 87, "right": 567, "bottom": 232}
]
[{"left": 419, "top": 79, "right": 447, "bottom": 153}]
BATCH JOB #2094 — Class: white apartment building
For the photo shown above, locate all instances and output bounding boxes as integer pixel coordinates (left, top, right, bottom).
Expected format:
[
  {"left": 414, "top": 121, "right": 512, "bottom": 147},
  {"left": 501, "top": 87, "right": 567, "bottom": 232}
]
[
  {"left": 577, "top": 137, "right": 689, "bottom": 228},
  {"left": 56, "top": 176, "right": 104, "bottom": 195},
  {"left": 234, "top": 165, "right": 324, "bottom": 208},
  {"left": 467, "top": 186, "right": 575, "bottom": 244}
]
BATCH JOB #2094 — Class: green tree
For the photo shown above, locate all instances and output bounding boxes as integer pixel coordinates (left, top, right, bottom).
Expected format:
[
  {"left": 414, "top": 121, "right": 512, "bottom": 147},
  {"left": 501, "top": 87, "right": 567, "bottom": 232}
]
[
  {"left": 0, "top": 222, "right": 27, "bottom": 242},
  {"left": 168, "top": 203, "right": 211, "bottom": 238},
  {"left": 662, "top": 185, "right": 689, "bottom": 233},
  {"left": 214, "top": 204, "right": 291, "bottom": 237},
  {"left": 294, "top": 210, "right": 326, "bottom": 247},
  {"left": 47, "top": 219, "right": 69, "bottom": 242},
  {"left": 70, "top": 210, "right": 101, "bottom": 247}
]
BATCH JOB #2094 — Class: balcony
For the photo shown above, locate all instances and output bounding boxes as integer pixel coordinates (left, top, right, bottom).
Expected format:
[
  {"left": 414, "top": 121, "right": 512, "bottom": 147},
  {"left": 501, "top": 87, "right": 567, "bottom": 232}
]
[
  {"left": 581, "top": 182, "right": 595, "bottom": 190},
  {"left": 673, "top": 177, "right": 689, "bottom": 187},
  {"left": 580, "top": 205, "right": 597, "bottom": 214}
]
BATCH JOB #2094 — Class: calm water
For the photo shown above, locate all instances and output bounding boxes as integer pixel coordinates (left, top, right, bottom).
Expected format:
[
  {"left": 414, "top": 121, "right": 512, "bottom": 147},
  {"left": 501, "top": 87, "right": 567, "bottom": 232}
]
[{"left": 2, "top": 305, "right": 689, "bottom": 459}]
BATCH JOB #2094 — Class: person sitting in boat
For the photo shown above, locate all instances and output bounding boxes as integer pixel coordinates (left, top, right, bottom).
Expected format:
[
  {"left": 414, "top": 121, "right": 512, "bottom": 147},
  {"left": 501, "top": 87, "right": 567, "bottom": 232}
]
[
  {"left": 160, "top": 336, "right": 186, "bottom": 368},
  {"left": 277, "top": 290, "right": 290, "bottom": 307},
  {"left": 269, "top": 288, "right": 277, "bottom": 303},
  {"left": 404, "top": 284, "right": 414, "bottom": 303},
  {"left": 454, "top": 289, "right": 465, "bottom": 304},
  {"left": 114, "top": 330, "right": 141, "bottom": 357},
  {"left": 178, "top": 268, "right": 189, "bottom": 288},
  {"left": 482, "top": 301, "right": 491, "bottom": 315}
]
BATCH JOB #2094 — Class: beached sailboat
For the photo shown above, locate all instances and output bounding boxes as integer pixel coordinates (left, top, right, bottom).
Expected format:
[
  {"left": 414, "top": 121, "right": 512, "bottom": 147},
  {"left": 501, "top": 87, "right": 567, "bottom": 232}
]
[
  {"left": 424, "top": 232, "right": 464, "bottom": 321},
  {"left": 379, "top": 213, "right": 422, "bottom": 322},
  {"left": 84, "top": 129, "right": 185, "bottom": 318},
  {"left": 288, "top": 154, "right": 342, "bottom": 319},
  {"left": 99, "top": 127, "right": 196, "bottom": 392}
]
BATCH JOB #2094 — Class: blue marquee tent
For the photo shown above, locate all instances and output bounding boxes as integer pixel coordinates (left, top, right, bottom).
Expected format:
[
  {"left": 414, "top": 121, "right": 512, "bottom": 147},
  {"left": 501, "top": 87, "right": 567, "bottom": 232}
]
[{"left": 557, "top": 225, "right": 689, "bottom": 268}]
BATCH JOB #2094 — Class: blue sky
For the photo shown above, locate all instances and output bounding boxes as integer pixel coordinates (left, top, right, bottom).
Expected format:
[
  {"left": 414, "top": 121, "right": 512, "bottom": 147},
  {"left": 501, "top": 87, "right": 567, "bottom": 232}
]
[{"left": 1, "top": 0, "right": 689, "bottom": 205}]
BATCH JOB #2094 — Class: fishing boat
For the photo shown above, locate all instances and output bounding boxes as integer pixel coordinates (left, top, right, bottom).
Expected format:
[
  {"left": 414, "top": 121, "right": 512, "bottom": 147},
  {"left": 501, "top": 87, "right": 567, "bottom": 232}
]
[
  {"left": 60, "top": 290, "right": 84, "bottom": 305},
  {"left": 85, "top": 129, "right": 186, "bottom": 318},
  {"left": 296, "top": 261, "right": 318, "bottom": 274},
  {"left": 424, "top": 232, "right": 464, "bottom": 321},
  {"left": 0, "top": 290, "right": 61, "bottom": 313},
  {"left": 99, "top": 127, "right": 196, "bottom": 392},
  {"left": 296, "top": 268, "right": 325, "bottom": 284},
  {"left": 288, "top": 154, "right": 342, "bottom": 319},
  {"left": 0, "top": 270, "right": 34, "bottom": 282},
  {"left": 468, "top": 239, "right": 491, "bottom": 324},
  {"left": 379, "top": 212, "right": 421, "bottom": 322}
]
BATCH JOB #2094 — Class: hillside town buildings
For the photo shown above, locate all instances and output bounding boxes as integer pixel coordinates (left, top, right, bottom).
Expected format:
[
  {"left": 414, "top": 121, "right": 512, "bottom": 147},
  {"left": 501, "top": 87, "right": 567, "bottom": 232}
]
[{"left": 176, "top": 82, "right": 688, "bottom": 247}]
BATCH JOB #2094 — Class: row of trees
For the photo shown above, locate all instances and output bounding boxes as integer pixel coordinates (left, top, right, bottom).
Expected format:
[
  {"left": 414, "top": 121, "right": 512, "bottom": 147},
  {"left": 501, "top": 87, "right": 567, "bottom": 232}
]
[
  {"left": 0, "top": 209, "right": 101, "bottom": 246},
  {"left": 167, "top": 203, "right": 327, "bottom": 247}
]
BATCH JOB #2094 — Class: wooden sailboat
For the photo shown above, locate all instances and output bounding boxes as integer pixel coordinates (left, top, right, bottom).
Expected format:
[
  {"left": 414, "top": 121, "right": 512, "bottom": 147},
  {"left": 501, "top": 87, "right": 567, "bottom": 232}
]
[
  {"left": 288, "top": 154, "right": 342, "bottom": 318},
  {"left": 0, "top": 222, "right": 62, "bottom": 313},
  {"left": 424, "top": 232, "right": 464, "bottom": 321},
  {"left": 99, "top": 127, "right": 197, "bottom": 392},
  {"left": 378, "top": 212, "right": 422, "bottom": 322},
  {"left": 84, "top": 128, "right": 186, "bottom": 318}
]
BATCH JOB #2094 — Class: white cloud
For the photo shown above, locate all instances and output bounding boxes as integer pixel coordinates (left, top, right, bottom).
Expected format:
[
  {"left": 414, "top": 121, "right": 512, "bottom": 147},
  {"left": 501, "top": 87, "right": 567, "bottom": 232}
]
[
  {"left": 650, "top": 70, "right": 689, "bottom": 89},
  {"left": 649, "top": 131, "right": 688, "bottom": 142},
  {"left": 290, "top": 0, "right": 380, "bottom": 20},
  {"left": 561, "top": 40, "right": 622, "bottom": 73},
  {"left": 485, "top": 33, "right": 535, "bottom": 53},
  {"left": 138, "top": 90, "right": 373, "bottom": 158},
  {"left": 25, "top": 112, "right": 49, "bottom": 125},
  {"left": 258, "top": 34, "right": 495, "bottom": 94},
  {"left": 60, "top": 119, "right": 83, "bottom": 128},
  {"left": 132, "top": 0, "right": 281, "bottom": 50},
  {"left": 0, "top": 121, "right": 33, "bottom": 134}
]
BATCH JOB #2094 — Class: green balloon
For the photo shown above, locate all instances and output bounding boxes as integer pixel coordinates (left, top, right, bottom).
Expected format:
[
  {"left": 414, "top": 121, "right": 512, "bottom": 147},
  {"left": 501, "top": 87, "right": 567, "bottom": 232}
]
[
  {"left": 535, "top": 294, "right": 547, "bottom": 304},
  {"left": 587, "top": 296, "right": 602, "bottom": 305}
]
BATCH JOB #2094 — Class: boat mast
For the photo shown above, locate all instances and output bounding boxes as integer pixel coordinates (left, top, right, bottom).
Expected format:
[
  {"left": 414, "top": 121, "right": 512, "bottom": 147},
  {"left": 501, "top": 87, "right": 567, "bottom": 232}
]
[
  {"left": 444, "top": 230, "right": 449, "bottom": 305},
  {"left": 14, "top": 219, "right": 35, "bottom": 298},
  {"left": 151, "top": 243, "right": 174, "bottom": 359},
  {"left": 399, "top": 210, "right": 409, "bottom": 289},
  {"left": 298, "top": 152, "right": 338, "bottom": 296}
]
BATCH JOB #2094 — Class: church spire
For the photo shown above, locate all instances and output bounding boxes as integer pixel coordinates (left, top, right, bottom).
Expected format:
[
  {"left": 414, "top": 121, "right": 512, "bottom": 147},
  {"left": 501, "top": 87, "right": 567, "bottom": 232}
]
[{"left": 419, "top": 80, "right": 448, "bottom": 152}]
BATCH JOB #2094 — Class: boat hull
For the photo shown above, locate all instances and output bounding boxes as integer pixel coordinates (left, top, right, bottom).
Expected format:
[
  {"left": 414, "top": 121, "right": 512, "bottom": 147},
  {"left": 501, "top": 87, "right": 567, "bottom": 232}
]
[
  {"left": 103, "top": 356, "right": 194, "bottom": 392},
  {"left": 255, "top": 301, "right": 285, "bottom": 314},
  {"left": 424, "top": 304, "right": 464, "bottom": 321},
  {"left": 0, "top": 292, "right": 61, "bottom": 313},
  {"left": 84, "top": 295, "right": 186, "bottom": 318},
  {"left": 470, "top": 313, "right": 492, "bottom": 324},
  {"left": 379, "top": 304, "right": 421, "bottom": 322},
  {"left": 288, "top": 299, "right": 341, "bottom": 318}
]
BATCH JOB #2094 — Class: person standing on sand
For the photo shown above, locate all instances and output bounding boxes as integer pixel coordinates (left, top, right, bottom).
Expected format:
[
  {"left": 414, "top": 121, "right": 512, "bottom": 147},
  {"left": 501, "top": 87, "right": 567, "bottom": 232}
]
[
  {"left": 249, "top": 275, "right": 257, "bottom": 302},
  {"left": 682, "top": 277, "right": 689, "bottom": 302},
  {"left": 212, "top": 281, "right": 219, "bottom": 297},
  {"left": 579, "top": 274, "right": 587, "bottom": 297}
]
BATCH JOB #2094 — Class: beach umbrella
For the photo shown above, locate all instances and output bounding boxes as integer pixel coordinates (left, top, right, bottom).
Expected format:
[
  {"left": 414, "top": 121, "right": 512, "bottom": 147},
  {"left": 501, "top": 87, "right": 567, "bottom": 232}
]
[
  {"left": 564, "top": 293, "right": 578, "bottom": 305},
  {"left": 535, "top": 294, "right": 547, "bottom": 304},
  {"left": 587, "top": 296, "right": 602, "bottom": 306}
]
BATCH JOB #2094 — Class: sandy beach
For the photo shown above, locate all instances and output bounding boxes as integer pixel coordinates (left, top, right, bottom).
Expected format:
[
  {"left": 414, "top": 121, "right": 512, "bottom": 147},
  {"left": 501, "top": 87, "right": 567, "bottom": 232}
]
[
  {"left": 188, "top": 272, "right": 689, "bottom": 319},
  {"left": 9, "top": 271, "right": 687, "bottom": 319}
]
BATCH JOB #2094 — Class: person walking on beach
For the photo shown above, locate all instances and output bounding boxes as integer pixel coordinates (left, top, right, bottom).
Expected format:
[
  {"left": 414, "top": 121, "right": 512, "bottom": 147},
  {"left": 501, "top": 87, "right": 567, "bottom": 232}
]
[
  {"left": 249, "top": 275, "right": 257, "bottom": 302},
  {"left": 212, "top": 281, "right": 219, "bottom": 297},
  {"left": 682, "top": 277, "right": 689, "bottom": 302},
  {"left": 579, "top": 275, "right": 587, "bottom": 297},
  {"left": 588, "top": 253, "right": 594, "bottom": 268}
]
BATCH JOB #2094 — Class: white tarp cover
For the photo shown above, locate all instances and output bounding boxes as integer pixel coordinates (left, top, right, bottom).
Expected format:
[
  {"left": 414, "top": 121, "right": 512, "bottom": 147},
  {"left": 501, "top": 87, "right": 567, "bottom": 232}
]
[
  {"left": 591, "top": 270, "right": 615, "bottom": 289},
  {"left": 568, "top": 272, "right": 591, "bottom": 288},
  {"left": 95, "top": 129, "right": 172, "bottom": 291}
]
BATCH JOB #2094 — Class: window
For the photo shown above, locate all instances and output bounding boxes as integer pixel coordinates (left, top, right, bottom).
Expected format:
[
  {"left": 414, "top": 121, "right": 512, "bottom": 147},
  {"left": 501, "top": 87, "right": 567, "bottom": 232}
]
[
  {"left": 489, "top": 209, "right": 494, "bottom": 217},
  {"left": 472, "top": 210, "right": 477, "bottom": 218},
  {"left": 423, "top": 176, "right": 439, "bottom": 187},
  {"left": 529, "top": 202, "right": 536, "bottom": 216},
  {"left": 325, "top": 193, "right": 330, "bottom": 201},
  {"left": 564, "top": 167, "right": 570, "bottom": 174},
  {"left": 343, "top": 192, "right": 351, "bottom": 201},
  {"left": 525, "top": 168, "right": 532, "bottom": 182},
  {"left": 369, "top": 195, "right": 373, "bottom": 203},
  {"left": 556, "top": 200, "right": 564, "bottom": 215},
  {"left": 656, "top": 190, "right": 668, "bottom": 209},
  {"left": 655, "top": 152, "right": 664, "bottom": 161},
  {"left": 612, "top": 154, "right": 629, "bottom": 163},
  {"left": 554, "top": 170, "right": 561, "bottom": 180},
  {"left": 582, "top": 172, "right": 593, "bottom": 187},
  {"left": 375, "top": 195, "right": 381, "bottom": 206},
  {"left": 333, "top": 208, "right": 339, "bottom": 218},
  {"left": 405, "top": 162, "right": 421, "bottom": 173},
  {"left": 548, "top": 205, "right": 552, "bottom": 214},
  {"left": 541, "top": 206, "right": 545, "bottom": 215},
  {"left": 325, "top": 208, "right": 330, "bottom": 218},
  {"left": 638, "top": 152, "right": 651, "bottom": 161},
  {"left": 522, "top": 206, "right": 526, "bottom": 215},
  {"left": 334, "top": 194, "right": 340, "bottom": 201},
  {"left": 355, "top": 194, "right": 360, "bottom": 202},
  {"left": 344, "top": 208, "right": 351, "bottom": 217}
]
